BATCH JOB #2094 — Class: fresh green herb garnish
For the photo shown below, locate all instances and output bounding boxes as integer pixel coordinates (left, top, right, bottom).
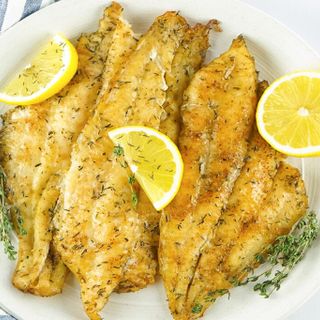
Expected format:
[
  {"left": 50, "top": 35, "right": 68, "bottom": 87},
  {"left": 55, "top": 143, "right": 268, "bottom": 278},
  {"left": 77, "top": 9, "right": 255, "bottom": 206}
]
[
  {"left": 205, "top": 289, "right": 230, "bottom": 302},
  {"left": 128, "top": 175, "right": 136, "bottom": 185},
  {"left": 14, "top": 207, "right": 27, "bottom": 236},
  {"left": 113, "top": 147, "right": 139, "bottom": 209},
  {"left": 191, "top": 303, "right": 203, "bottom": 314},
  {"left": 235, "top": 211, "right": 320, "bottom": 298},
  {"left": 129, "top": 175, "right": 139, "bottom": 208},
  {"left": 113, "top": 145, "right": 124, "bottom": 157},
  {"left": 0, "top": 167, "right": 16, "bottom": 260},
  {"left": 131, "top": 191, "right": 139, "bottom": 209}
]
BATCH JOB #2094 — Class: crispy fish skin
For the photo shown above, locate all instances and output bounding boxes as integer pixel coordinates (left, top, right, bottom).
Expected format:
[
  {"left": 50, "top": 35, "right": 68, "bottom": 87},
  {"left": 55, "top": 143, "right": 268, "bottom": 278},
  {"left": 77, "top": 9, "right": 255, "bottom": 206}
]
[
  {"left": 28, "top": 3, "right": 135, "bottom": 295},
  {"left": 159, "top": 37, "right": 258, "bottom": 319},
  {"left": 117, "top": 23, "right": 212, "bottom": 293},
  {"left": 185, "top": 127, "right": 283, "bottom": 315},
  {"left": 53, "top": 12, "right": 190, "bottom": 319}
]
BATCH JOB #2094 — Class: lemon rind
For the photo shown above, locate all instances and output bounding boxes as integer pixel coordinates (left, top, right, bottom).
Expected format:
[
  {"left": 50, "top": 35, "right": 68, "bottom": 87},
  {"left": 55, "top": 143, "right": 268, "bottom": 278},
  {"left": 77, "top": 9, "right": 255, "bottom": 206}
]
[
  {"left": 256, "top": 71, "right": 320, "bottom": 157},
  {"left": 0, "top": 35, "right": 78, "bottom": 106}
]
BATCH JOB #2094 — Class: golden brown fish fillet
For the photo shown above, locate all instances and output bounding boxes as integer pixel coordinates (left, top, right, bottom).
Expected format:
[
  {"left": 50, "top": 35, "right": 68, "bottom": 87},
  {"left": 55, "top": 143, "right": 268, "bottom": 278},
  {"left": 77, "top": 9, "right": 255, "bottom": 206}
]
[
  {"left": 117, "top": 23, "right": 213, "bottom": 293},
  {"left": 225, "top": 162, "right": 308, "bottom": 279},
  {"left": 28, "top": 3, "right": 136, "bottom": 295},
  {"left": 183, "top": 162, "right": 308, "bottom": 319},
  {"left": 0, "top": 104, "right": 48, "bottom": 286},
  {"left": 184, "top": 81, "right": 282, "bottom": 313},
  {"left": 53, "top": 12, "right": 193, "bottom": 320},
  {"left": 159, "top": 36, "right": 258, "bottom": 319},
  {"left": 185, "top": 127, "right": 283, "bottom": 315},
  {"left": 0, "top": 2, "right": 124, "bottom": 295}
]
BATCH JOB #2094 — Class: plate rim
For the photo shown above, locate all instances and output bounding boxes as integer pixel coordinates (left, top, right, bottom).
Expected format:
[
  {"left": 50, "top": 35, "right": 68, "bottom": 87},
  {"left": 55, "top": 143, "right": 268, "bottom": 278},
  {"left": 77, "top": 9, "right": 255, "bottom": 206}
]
[{"left": 0, "top": 1, "right": 320, "bottom": 320}]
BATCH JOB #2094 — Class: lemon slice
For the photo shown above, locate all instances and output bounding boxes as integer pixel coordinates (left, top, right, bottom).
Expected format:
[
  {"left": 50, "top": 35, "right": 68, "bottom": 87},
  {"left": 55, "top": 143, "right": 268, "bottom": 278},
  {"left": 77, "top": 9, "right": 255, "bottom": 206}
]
[
  {"left": 256, "top": 71, "right": 320, "bottom": 157},
  {"left": 0, "top": 35, "right": 78, "bottom": 106},
  {"left": 108, "top": 126, "right": 184, "bottom": 211}
]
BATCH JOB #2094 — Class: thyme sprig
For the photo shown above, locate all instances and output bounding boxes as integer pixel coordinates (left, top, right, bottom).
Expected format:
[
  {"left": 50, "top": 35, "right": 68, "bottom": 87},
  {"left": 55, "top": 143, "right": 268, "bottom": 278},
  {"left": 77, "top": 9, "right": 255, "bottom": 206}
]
[
  {"left": 0, "top": 166, "right": 27, "bottom": 260},
  {"left": 235, "top": 211, "right": 320, "bottom": 298},
  {"left": 0, "top": 166, "right": 16, "bottom": 260},
  {"left": 128, "top": 174, "right": 139, "bottom": 209},
  {"left": 113, "top": 145, "right": 139, "bottom": 208}
]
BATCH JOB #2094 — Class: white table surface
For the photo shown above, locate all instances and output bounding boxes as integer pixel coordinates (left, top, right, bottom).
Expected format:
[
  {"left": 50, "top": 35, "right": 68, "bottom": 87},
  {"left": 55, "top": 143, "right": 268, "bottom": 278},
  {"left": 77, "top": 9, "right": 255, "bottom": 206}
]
[
  {"left": 240, "top": 2, "right": 320, "bottom": 320},
  {"left": 0, "top": 1, "right": 319, "bottom": 320}
]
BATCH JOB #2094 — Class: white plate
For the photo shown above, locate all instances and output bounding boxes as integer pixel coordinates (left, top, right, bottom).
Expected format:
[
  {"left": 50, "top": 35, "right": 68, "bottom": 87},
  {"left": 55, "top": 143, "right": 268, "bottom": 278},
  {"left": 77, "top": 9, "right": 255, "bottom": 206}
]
[{"left": 0, "top": 0, "right": 320, "bottom": 319}]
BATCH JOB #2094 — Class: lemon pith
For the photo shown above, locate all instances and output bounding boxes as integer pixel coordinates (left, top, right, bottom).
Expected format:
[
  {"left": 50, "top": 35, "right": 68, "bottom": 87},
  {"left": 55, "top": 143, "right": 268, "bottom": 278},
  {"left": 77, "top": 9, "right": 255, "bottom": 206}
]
[
  {"left": 0, "top": 35, "right": 78, "bottom": 106},
  {"left": 108, "top": 126, "right": 184, "bottom": 210},
  {"left": 256, "top": 71, "right": 320, "bottom": 157}
]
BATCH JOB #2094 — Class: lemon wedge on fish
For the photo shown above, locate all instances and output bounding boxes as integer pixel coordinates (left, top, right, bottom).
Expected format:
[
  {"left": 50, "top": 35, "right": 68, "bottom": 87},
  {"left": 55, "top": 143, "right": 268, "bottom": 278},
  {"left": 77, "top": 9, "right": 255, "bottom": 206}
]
[
  {"left": 108, "top": 126, "right": 184, "bottom": 211},
  {"left": 0, "top": 35, "right": 78, "bottom": 106},
  {"left": 256, "top": 71, "right": 320, "bottom": 157}
]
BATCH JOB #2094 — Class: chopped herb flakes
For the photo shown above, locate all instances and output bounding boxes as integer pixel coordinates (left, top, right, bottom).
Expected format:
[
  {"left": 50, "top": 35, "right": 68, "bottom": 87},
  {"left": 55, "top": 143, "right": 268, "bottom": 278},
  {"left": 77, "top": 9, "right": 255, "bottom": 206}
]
[
  {"left": 191, "top": 303, "right": 203, "bottom": 314},
  {"left": 131, "top": 191, "right": 139, "bottom": 209},
  {"left": 113, "top": 145, "right": 124, "bottom": 157}
]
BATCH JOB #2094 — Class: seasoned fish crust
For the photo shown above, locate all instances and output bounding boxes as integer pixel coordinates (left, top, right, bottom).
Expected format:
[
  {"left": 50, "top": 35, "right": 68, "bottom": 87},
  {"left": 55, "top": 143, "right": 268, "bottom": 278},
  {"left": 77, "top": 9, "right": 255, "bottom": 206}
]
[
  {"left": 159, "top": 36, "right": 258, "bottom": 319},
  {"left": 0, "top": 2, "right": 126, "bottom": 296},
  {"left": 184, "top": 81, "right": 283, "bottom": 314},
  {"left": 118, "top": 22, "right": 212, "bottom": 293},
  {"left": 184, "top": 162, "right": 308, "bottom": 319},
  {"left": 185, "top": 127, "right": 283, "bottom": 316},
  {"left": 0, "top": 104, "right": 49, "bottom": 289},
  {"left": 53, "top": 12, "right": 196, "bottom": 320},
  {"left": 29, "top": 3, "right": 136, "bottom": 296},
  {"left": 29, "top": 2, "right": 129, "bottom": 295},
  {"left": 226, "top": 162, "right": 308, "bottom": 279}
]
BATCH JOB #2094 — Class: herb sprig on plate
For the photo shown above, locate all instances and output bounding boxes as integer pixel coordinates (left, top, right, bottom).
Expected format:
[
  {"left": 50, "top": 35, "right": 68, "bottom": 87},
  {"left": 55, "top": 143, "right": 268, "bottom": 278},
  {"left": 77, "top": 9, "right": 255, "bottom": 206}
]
[
  {"left": 0, "top": 166, "right": 26, "bottom": 260},
  {"left": 235, "top": 211, "right": 320, "bottom": 298}
]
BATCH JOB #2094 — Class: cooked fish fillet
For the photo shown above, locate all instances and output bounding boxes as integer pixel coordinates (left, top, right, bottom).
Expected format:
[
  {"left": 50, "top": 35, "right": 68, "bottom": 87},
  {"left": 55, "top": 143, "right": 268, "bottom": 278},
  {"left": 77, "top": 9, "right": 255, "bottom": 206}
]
[
  {"left": 117, "top": 23, "right": 213, "bottom": 293},
  {"left": 159, "top": 36, "right": 258, "bottom": 319},
  {"left": 183, "top": 81, "right": 282, "bottom": 312},
  {"left": 225, "top": 162, "right": 308, "bottom": 279},
  {"left": 159, "top": 22, "right": 216, "bottom": 143},
  {"left": 28, "top": 2, "right": 136, "bottom": 294},
  {"left": 53, "top": 12, "right": 192, "bottom": 319},
  {"left": 185, "top": 126, "right": 283, "bottom": 315},
  {"left": 0, "top": 104, "right": 48, "bottom": 287},
  {"left": 0, "top": 2, "right": 125, "bottom": 295},
  {"left": 181, "top": 162, "right": 308, "bottom": 319}
]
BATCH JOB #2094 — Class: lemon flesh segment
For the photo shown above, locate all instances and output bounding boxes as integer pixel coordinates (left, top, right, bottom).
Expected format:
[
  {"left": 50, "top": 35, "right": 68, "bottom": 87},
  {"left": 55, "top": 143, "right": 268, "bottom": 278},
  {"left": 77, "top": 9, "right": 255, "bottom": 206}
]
[
  {"left": 108, "top": 126, "right": 184, "bottom": 211},
  {"left": 256, "top": 71, "right": 320, "bottom": 157},
  {"left": 0, "top": 35, "right": 78, "bottom": 106}
]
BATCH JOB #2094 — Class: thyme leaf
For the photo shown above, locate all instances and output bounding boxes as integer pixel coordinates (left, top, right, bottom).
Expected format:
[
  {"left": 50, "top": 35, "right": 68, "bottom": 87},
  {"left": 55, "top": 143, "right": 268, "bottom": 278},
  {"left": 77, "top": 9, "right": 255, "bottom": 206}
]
[
  {"left": 205, "top": 288, "right": 230, "bottom": 303},
  {"left": 113, "top": 147, "right": 139, "bottom": 209},
  {"left": 0, "top": 166, "right": 16, "bottom": 260},
  {"left": 14, "top": 207, "right": 27, "bottom": 236},
  {"left": 113, "top": 145, "right": 124, "bottom": 157},
  {"left": 236, "top": 211, "right": 320, "bottom": 298},
  {"left": 191, "top": 303, "right": 203, "bottom": 314},
  {"left": 131, "top": 191, "right": 139, "bottom": 209},
  {"left": 128, "top": 175, "right": 136, "bottom": 185}
]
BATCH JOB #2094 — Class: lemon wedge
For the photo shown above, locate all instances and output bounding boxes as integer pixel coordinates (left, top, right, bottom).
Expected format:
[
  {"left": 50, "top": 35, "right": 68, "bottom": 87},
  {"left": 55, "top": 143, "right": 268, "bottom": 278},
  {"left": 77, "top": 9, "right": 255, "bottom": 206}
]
[
  {"left": 256, "top": 71, "right": 320, "bottom": 157},
  {"left": 108, "top": 126, "right": 184, "bottom": 211},
  {"left": 0, "top": 35, "right": 78, "bottom": 106}
]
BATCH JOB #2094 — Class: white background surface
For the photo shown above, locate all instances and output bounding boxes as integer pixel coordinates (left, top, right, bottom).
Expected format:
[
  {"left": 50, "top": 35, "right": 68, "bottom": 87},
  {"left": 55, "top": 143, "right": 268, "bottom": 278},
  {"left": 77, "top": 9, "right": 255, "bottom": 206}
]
[{"left": 241, "top": 2, "right": 320, "bottom": 320}]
